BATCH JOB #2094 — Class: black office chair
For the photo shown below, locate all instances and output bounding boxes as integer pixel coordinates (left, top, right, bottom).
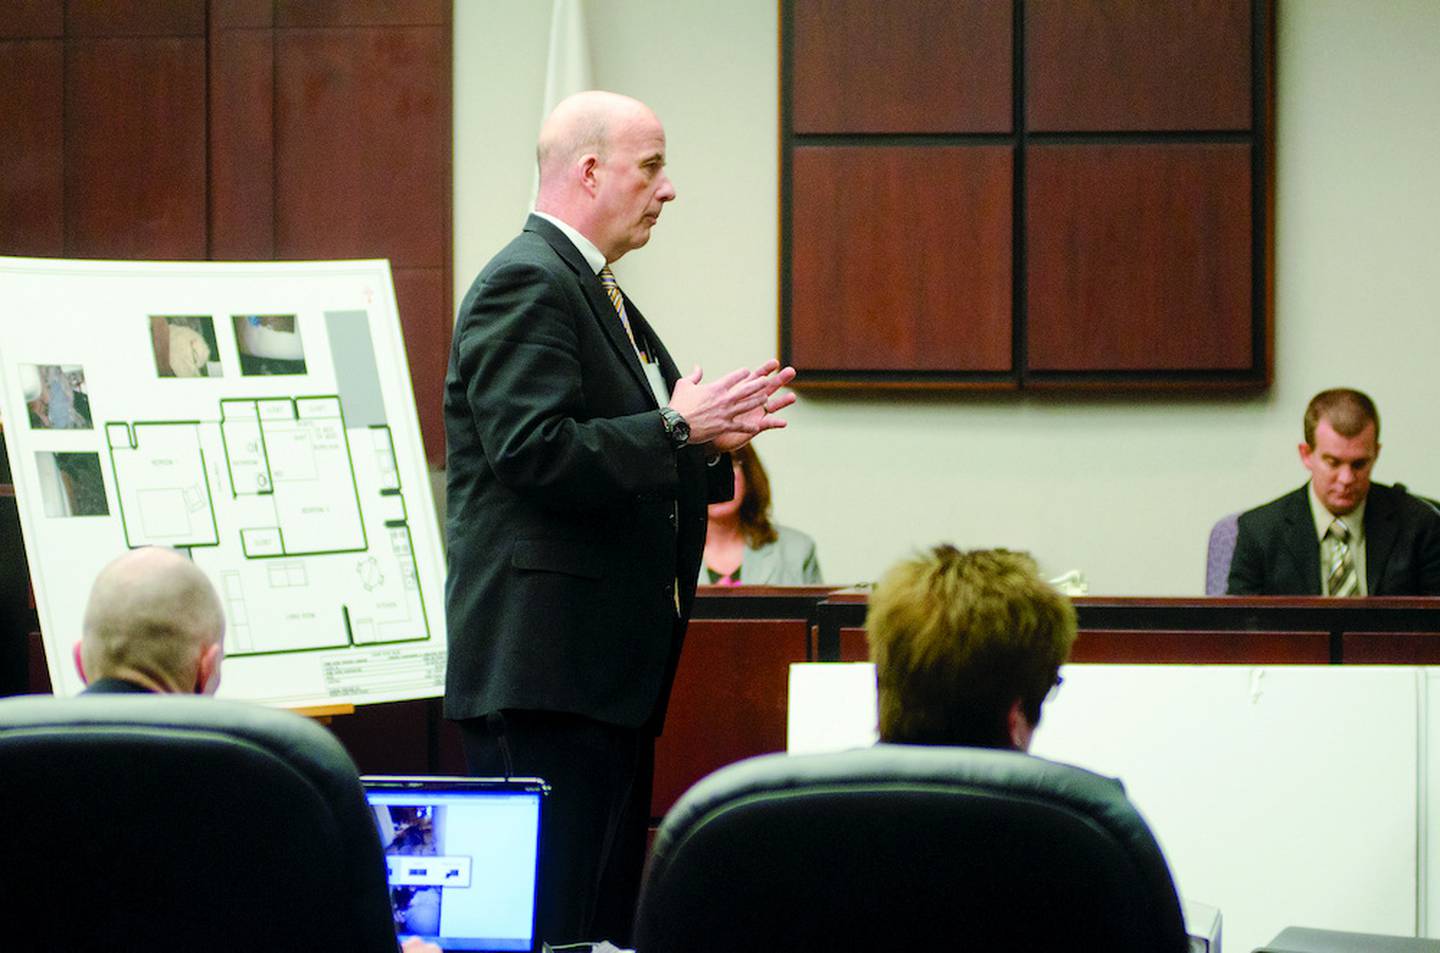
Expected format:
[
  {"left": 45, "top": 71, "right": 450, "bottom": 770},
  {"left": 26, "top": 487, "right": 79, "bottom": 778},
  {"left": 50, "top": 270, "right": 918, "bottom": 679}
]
[
  {"left": 634, "top": 744, "right": 1188, "bottom": 953},
  {"left": 0, "top": 694, "right": 400, "bottom": 952}
]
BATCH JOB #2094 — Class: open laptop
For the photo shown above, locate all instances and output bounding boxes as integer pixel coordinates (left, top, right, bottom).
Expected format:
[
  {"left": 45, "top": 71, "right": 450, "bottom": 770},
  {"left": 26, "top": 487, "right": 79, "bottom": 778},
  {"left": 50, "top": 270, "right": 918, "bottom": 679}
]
[{"left": 363, "top": 776, "right": 548, "bottom": 953}]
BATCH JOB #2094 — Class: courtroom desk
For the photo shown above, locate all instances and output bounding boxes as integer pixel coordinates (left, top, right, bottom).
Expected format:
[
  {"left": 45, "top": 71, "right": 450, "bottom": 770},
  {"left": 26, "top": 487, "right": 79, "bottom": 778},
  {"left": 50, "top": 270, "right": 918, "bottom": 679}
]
[
  {"left": 813, "top": 591, "right": 1440, "bottom": 664},
  {"left": 651, "top": 586, "right": 836, "bottom": 819}
]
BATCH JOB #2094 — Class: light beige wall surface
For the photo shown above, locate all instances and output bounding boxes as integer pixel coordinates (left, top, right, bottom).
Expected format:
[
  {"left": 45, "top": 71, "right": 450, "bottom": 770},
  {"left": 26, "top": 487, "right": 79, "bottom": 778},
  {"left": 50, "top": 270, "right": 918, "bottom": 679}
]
[{"left": 454, "top": 0, "right": 1440, "bottom": 594}]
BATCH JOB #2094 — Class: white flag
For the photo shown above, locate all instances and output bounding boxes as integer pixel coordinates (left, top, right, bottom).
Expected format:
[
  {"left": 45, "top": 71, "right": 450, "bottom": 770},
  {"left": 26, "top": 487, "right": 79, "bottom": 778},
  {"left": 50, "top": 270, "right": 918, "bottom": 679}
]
[{"left": 532, "top": 0, "right": 594, "bottom": 208}]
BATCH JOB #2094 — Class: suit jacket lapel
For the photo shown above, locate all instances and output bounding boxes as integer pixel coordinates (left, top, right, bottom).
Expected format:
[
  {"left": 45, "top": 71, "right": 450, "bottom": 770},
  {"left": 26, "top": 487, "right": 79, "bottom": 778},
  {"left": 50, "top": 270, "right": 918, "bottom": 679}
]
[
  {"left": 525, "top": 216, "right": 655, "bottom": 401},
  {"left": 1364, "top": 485, "right": 1399, "bottom": 594},
  {"left": 1282, "top": 488, "right": 1322, "bottom": 595}
]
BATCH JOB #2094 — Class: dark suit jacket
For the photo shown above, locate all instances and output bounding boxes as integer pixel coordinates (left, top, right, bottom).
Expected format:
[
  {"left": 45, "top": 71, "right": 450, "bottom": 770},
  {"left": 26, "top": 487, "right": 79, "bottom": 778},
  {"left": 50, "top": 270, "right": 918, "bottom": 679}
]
[
  {"left": 443, "top": 215, "right": 730, "bottom": 730},
  {"left": 1227, "top": 482, "right": 1440, "bottom": 595},
  {"left": 80, "top": 677, "right": 153, "bottom": 694}
]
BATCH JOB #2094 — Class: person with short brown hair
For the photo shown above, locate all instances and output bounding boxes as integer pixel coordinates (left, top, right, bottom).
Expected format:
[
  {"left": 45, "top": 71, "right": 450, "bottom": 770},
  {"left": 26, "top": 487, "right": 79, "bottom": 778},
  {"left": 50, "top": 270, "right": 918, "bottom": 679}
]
[
  {"left": 1228, "top": 387, "right": 1440, "bottom": 595},
  {"left": 866, "top": 545, "right": 1076, "bottom": 751}
]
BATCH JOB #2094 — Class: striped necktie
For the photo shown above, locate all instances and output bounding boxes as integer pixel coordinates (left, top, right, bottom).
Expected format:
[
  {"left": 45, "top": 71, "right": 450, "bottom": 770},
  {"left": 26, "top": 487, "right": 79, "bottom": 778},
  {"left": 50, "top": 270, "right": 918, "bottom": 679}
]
[
  {"left": 1326, "top": 519, "right": 1359, "bottom": 597},
  {"left": 598, "top": 266, "right": 644, "bottom": 358}
]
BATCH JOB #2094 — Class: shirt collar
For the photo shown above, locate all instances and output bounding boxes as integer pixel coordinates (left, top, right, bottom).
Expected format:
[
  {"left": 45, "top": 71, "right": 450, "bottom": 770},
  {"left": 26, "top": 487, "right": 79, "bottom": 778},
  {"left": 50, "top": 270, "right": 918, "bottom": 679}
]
[
  {"left": 1308, "top": 481, "right": 1367, "bottom": 543},
  {"left": 533, "top": 211, "right": 607, "bottom": 275}
]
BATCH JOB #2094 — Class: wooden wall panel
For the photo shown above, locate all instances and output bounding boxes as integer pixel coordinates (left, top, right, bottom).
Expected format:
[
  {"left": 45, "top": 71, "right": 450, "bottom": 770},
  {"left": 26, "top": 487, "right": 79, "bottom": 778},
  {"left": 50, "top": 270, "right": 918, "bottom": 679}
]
[
  {"left": 652, "top": 620, "right": 806, "bottom": 818},
  {"left": 1026, "top": 0, "right": 1252, "bottom": 132},
  {"left": 790, "top": 145, "right": 1012, "bottom": 372},
  {"left": 66, "top": 0, "right": 206, "bottom": 36},
  {"left": 0, "top": 39, "right": 64, "bottom": 256},
  {"left": 792, "top": 0, "right": 1012, "bottom": 133},
  {"left": 273, "top": 27, "right": 447, "bottom": 266},
  {"left": 1026, "top": 143, "right": 1252, "bottom": 372},
  {"left": 0, "top": 0, "right": 61, "bottom": 38},
  {"left": 208, "top": 26, "right": 275, "bottom": 259},
  {"left": 65, "top": 37, "right": 208, "bottom": 259},
  {"left": 276, "top": 0, "right": 448, "bottom": 27},
  {"left": 393, "top": 267, "right": 448, "bottom": 464},
  {"left": 1071, "top": 629, "right": 1329, "bottom": 664},
  {"left": 1342, "top": 632, "right": 1440, "bottom": 665}
]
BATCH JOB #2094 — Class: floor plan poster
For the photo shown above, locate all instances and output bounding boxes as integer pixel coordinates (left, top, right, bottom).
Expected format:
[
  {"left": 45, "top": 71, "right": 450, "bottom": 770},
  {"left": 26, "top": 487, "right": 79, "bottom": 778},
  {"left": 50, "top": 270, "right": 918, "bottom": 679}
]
[{"left": 0, "top": 258, "right": 447, "bottom": 707}]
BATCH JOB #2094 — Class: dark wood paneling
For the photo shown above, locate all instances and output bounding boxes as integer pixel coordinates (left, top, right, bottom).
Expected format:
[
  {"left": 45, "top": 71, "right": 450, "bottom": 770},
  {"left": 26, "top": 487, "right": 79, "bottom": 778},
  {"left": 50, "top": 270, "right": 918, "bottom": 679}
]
[
  {"left": 210, "top": 0, "right": 273, "bottom": 29},
  {"left": 792, "top": 0, "right": 1011, "bottom": 133},
  {"left": 1026, "top": 143, "right": 1252, "bottom": 372},
  {"left": 324, "top": 698, "right": 432, "bottom": 774},
  {"left": 0, "top": 39, "right": 64, "bottom": 256},
  {"left": 1026, "top": 0, "right": 1252, "bottom": 131},
  {"left": 839, "top": 626, "right": 868, "bottom": 662},
  {"left": 66, "top": 0, "right": 206, "bottom": 36},
  {"left": 276, "top": 0, "right": 448, "bottom": 27},
  {"left": 652, "top": 620, "right": 807, "bottom": 818},
  {"left": 0, "top": 0, "right": 62, "bottom": 38},
  {"left": 790, "top": 145, "right": 1013, "bottom": 372},
  {"left": 273, "top": 26, "right": 447, "bottom": 266},
  {"left": 1072, "top": 629, "right": 1329, "bottom": 664},
  {"left": 393, "top": 266, "right": 449, "bottom": 466},
  {"left": 1342, "top": 632, "right": 1440, "bottom": 665},
  {"left": 65, "top": 37, "right": 208, "bottom": 259},
  {"left": 209, "top": 27, "right": 275, "bottom": 259}
]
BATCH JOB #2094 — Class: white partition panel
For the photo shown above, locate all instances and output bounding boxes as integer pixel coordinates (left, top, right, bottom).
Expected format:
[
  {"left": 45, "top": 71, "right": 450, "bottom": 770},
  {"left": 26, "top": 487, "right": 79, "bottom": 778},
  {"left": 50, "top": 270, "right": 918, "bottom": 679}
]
[{"left": 1033, "top": 666, "right": 1419, "bottom": 953}]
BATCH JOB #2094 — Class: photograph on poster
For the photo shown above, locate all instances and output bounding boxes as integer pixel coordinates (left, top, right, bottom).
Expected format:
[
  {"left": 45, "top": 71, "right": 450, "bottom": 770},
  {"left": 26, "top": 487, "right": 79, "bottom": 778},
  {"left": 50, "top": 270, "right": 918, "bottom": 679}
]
[
  {"left": 21, "top": 364, "right": 92, "bottom": 430},
  {"left": 34, "top": 451, "right": 109, "bottom": 517},
  {"left": 233, "top": 315, "right": 308, "bottom": 375},
  {"left": 150, "top": 315, "right": 223, "bottom": 378}
]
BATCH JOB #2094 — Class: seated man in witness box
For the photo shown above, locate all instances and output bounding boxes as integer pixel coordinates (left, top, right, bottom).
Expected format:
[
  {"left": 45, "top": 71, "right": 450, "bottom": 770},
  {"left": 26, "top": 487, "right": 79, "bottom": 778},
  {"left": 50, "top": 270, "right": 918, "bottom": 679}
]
[
  {"left": 865, "top": 545, "right": 1074, "bottom": 752},
  {"left": 73, "top": 546, "right": 441, "bottom": 953},
  {"left": 1227, "top": 387, "right": 1440, "bottom": 596}
]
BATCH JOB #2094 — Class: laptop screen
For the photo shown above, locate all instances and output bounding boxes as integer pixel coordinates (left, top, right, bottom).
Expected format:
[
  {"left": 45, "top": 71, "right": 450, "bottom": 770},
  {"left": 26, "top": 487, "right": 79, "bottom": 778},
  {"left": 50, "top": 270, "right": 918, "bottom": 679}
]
[{"left": 362, "top": 776, "right": 547, "bottom": 953}]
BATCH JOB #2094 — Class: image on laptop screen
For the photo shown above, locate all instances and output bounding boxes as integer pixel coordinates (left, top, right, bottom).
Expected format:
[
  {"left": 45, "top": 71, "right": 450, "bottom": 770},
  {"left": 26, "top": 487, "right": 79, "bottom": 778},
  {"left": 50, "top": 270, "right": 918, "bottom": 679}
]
[{"left": 363, "top": 776, "right": 547, "bottom": 953}]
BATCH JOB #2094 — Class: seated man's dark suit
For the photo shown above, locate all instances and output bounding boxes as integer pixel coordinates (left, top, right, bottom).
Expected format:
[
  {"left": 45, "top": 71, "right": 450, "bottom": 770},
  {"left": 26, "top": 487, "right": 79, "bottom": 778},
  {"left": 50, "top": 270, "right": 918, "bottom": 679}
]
[
  {"left": 1227, "top": 482, "right": 1440, "bottom": 595},
  {"left": 443, "top": 214, "right": 731, "bottom": 943}
]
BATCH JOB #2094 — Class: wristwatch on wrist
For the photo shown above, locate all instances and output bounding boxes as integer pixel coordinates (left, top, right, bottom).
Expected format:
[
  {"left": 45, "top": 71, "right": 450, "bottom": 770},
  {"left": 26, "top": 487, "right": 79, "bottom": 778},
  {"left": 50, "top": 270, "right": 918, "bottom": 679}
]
[{"left": 658, "top": 407, "right": 691, "bottom": 449}]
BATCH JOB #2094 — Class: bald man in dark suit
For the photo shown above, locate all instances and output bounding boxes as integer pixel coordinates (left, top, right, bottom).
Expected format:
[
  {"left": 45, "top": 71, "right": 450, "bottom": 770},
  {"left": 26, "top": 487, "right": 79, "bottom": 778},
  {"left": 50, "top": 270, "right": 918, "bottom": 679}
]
[{"left": 443, "top": 91, "right": 794, "bottom": 945}]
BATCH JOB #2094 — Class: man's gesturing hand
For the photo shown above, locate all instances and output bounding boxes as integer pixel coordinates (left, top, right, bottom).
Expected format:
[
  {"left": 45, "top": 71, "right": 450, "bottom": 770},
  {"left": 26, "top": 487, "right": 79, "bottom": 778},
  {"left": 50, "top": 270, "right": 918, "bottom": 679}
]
[{"left": 668, "top": 360, "right": 797, "bottom": 449}]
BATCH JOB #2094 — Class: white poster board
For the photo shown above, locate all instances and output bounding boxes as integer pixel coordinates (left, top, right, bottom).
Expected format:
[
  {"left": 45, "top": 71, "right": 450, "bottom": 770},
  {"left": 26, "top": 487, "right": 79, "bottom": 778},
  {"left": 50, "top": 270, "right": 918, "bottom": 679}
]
[{"left": 0, "top": 257, "right": 447, "bottom": 707}]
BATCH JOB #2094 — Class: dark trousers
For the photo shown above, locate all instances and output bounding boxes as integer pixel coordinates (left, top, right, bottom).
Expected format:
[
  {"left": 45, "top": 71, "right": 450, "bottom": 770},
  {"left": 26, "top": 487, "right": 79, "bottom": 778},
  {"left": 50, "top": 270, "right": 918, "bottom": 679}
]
[{"left": 459, "top": 710, "right": 654, "bottom": 948}]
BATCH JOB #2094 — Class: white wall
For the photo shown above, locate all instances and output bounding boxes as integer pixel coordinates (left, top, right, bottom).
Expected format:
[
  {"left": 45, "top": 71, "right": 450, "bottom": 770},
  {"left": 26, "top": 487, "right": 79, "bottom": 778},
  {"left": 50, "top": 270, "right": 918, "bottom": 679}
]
[{"left": 454, "top": 0, "right": 1440, "bottom": 594}]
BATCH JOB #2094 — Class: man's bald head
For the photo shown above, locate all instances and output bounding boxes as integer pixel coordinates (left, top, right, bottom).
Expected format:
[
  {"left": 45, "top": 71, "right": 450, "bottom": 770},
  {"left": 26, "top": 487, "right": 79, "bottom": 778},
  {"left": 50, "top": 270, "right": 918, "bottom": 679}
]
[
  {"left": 535, "top": 90, "right": 676, "bottom": 262},
  {"left": 536, "top": 91, "right": 648, "bottom": 184},
  {"left": 79, "top": 547, "right": 225, "bottom": 694}
]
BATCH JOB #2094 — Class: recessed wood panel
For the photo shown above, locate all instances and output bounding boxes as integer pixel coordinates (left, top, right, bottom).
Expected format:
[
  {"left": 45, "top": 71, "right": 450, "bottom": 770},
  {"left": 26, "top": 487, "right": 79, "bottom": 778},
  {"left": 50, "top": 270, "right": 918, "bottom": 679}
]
[
  {"left": 66, "top": 0, "right": 206, "bottom": 36},
  {"left": 1026, "top": 143, "right": 1252, "bottom": 372},
  {"left": 276, "top": 0, "right": 448, "bottom": 27},
  {"left": 1026, "top": 0, "right": 1252, "bottom": 131},
  {"left": 652, "top": 620, "right": 807, "bottom": 817},
  {"left": 1342, "top": 632, "right": 1440, "bottom": 665},
  {"left": 0, "top": 40, "right": 63, "bottom": 256},
  {"left": 394, "top": 266, "right": 449, "bottom": 466},
  {"left": 791, "top": 145, "right": 1012, "bottom": 372},
  {"left": 274, "top": 26, "right": 447, "bottom": 267},
  {"left": 209, "top": 27, "right": 275, "bottom": 258},
  {"left": 65, "top": 37, "right": 207, "bottom": 259},
  {"left": 0, "top": 0, "right": 62, "bottom": 38},
  {"left": 1072, "top": 629, "right": 1329, "bottom": 664},
  {"left": 210, "top": 0, "right": 273, "bottom": 29},
  {"left": 792, "top": 0, "right": 1010, "bottom": 133}
]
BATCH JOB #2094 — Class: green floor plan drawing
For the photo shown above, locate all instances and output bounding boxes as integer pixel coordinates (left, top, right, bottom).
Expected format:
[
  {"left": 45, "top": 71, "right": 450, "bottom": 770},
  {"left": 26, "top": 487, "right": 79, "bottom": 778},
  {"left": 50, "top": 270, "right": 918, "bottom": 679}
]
[{"left": 1, "top": 258, "right": 447, "bottom": 707}]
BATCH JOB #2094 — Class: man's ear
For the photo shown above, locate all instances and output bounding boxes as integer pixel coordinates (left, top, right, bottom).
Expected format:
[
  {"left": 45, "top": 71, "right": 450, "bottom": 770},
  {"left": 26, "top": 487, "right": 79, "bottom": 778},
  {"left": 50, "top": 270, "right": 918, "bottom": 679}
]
[
  {"left": 196, "top": 642, "right": 223, "bottom": 695},
  {"left": 72, "top": 641, "right": 89, "bottom": 685},
  {"left": 578, "top": 154, "right": 601, "bottom": 195},
  {"left": 1007, "top": 698, "right": 1034, "bottom": 752}
]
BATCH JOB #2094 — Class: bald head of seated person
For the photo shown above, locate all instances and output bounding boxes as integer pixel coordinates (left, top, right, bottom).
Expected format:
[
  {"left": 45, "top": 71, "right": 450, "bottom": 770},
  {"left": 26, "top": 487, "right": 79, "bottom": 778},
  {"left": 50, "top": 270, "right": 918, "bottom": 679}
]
[
  {"left": 866, "top": 545, "right": 1076, "bottom": 751},
  {"left": 73, "top": 546, "right": 225, "bottom": 695},
  {"left": 1227, "top": 388, "right": 1440, "bottom": 596}
]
